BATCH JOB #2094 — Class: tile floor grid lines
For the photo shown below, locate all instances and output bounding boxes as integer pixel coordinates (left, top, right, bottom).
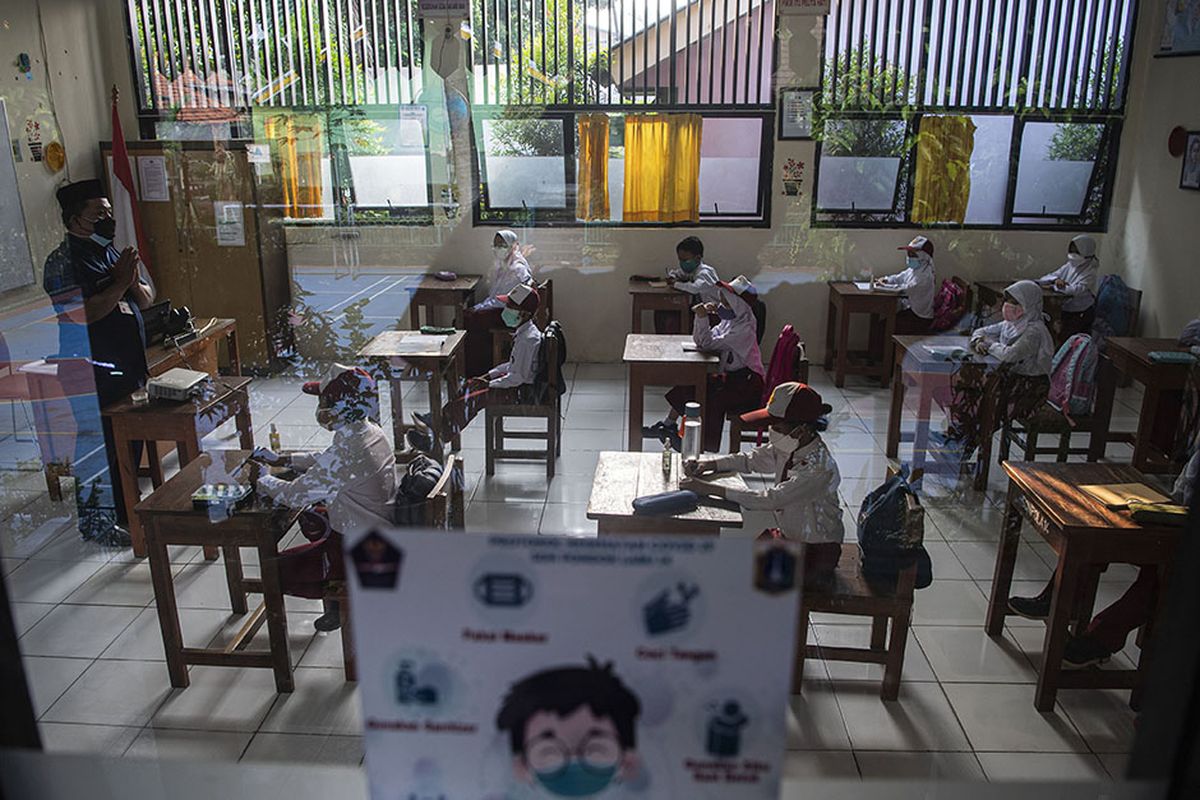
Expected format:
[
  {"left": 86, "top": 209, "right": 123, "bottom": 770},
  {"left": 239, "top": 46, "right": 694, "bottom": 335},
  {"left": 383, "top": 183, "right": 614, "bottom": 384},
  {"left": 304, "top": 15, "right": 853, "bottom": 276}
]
[{"left": 0, "top": 364, "right": 1150, "bottom": 780}]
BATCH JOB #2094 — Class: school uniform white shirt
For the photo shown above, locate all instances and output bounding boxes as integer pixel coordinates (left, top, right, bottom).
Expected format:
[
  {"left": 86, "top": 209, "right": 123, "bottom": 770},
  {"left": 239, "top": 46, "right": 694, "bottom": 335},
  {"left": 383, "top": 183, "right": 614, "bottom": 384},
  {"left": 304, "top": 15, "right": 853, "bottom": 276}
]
[
  {"left": 1039, "top": 258, "right": 1099, "bottom": 313},
  {"left": 707, "top": 436, "right": 845, "bottom": 545},
  {"left": 970, "top": 319, "right": 1055, "bottom": 377},
  {"left": 692, "top": 294, "right": 765, "bottom": 377},
  {"left": 488, "top": 319, "right": 543, "bottom": 389},
  {"left": 478, "top": 256, "right": 534, "bottom": 311},
  {"left": 667, "top": 262, "right": 722, "bottom": 304},
  {"left": 879, "top": 256, "right": 936, "bottom": 318},
  {"left": 256, "top": 419, "right": 397, "bottom": 536}
]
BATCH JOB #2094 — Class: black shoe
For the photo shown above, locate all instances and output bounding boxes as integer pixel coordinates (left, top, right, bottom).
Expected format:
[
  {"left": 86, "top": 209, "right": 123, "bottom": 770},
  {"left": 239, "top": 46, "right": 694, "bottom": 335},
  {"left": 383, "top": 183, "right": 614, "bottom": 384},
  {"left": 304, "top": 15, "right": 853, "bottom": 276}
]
[
  {"left": 1008, "top": 593, "right": 1052, "bottom": 620},
  {"left": 314, "top": 602, "right": 342, "bottom": 633},
  {"left": 84, "top": 526, "right": 132, "bottom": 548},
  {"left": 641, "top": 420, "right": 670, "bottom": 439},
  {"left": 1062, "top": 634, "right": 1113, "bottom": 670},
  {"left": 406, "top": 427, "right": 435, "bottom": 454},
  {"left": 411, "top": 411, "right": 433, "bottom": 431}
]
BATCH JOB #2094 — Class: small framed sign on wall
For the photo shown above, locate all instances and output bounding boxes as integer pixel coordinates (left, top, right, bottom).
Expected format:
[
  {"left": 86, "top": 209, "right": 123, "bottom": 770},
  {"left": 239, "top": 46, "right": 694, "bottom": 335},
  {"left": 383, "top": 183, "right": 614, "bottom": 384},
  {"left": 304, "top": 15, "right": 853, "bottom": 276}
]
[
  {"left": 779, "top": 87, "right": 818, "bottom": 140},
  {"left": 1181, "top": 132, "right": 1200, "bottom": 191}
]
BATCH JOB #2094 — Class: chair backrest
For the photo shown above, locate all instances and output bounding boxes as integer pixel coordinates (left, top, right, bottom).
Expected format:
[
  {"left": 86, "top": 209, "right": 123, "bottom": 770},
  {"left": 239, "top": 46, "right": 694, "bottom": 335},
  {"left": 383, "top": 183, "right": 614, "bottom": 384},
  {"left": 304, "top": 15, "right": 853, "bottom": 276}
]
[{"left": 534, "top": 279, "right": 553, "bottom": 330}]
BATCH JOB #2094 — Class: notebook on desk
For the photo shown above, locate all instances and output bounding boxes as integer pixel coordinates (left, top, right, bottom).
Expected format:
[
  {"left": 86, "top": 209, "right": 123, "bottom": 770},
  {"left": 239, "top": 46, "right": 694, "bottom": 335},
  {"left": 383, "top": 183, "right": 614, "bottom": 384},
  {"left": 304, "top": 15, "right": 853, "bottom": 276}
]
[{"left": 1080, "top": 482, "right": 1172, "bottom": 510}]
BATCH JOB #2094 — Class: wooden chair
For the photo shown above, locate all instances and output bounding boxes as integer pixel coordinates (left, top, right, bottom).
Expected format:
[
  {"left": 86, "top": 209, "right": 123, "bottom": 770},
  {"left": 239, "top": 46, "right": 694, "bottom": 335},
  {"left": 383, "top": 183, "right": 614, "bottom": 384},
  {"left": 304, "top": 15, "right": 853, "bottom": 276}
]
[
  {"left": 490, "top": 279, "right": 554, "bottom": 364},
  {"left": 793, "top": 544, "right": 918, "bottom": 700},
  {"left": 726, "top": 340, "right": 810, "bottom": 452},
  {"left": 948, "top": 276, "right": 973, "bottom": 331},
  {"left": 485, "top": 332, "right": 562, "bottom": 479}
]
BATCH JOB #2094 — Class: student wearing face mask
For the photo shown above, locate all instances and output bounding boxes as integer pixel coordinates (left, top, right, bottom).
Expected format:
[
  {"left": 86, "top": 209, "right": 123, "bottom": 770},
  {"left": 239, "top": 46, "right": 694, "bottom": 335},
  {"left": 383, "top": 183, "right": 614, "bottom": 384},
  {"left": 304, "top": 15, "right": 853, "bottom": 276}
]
[
  {"left": 681, "top": 382, "right": 844, "bottom": 587},
  {"left": 876, "top": 236, "right": 937, "bottom": 335},
  {"left": 1039, "top": 234, "right": 1100, "bottom": 339},
  {"left": 643, "top": 276, "right": 765, "bottom": 452},
  {"left": 41, "top": 180, "right": 155, "bottom": 547},
  {"left": 419, "top": 283, "right": 543, "bottom": 447},
  {"left": 252, "top": 365, "right": 396, "bottom": 632},
  {"left": 656, "top": 236, "right": 722, "bottom": 334},
  {"left": 463, "top": 230, "right": 534, "bottom": 377},
  {"left": 940, "top": 280, "right": 1055, "bottom": 459}
]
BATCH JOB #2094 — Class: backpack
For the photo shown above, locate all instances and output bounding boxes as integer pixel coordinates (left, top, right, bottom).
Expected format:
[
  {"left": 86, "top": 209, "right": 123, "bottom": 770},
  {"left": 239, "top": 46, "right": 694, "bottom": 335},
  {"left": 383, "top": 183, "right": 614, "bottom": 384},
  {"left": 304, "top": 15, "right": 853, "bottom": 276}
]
[
  {"left": 1090, "top": 274, "right": 1134, "bottom": 349},
  {"left": 392, "top": 454, "right": 444, "bottom": 526},
  {"left": 532, "top": 321, "right": 568, "bottom": 403},
  {"left": 930, "top": 279, "right": 968, "bottom": 332},
  {"left": 1046, "top": 334, "right": 1098, "bottom": 423},
  {"left": 857, "top": 472, "right": 933, "bottom": 590},
  {"left": 752, "top": 325, "right": 804, "bottom": 444}
]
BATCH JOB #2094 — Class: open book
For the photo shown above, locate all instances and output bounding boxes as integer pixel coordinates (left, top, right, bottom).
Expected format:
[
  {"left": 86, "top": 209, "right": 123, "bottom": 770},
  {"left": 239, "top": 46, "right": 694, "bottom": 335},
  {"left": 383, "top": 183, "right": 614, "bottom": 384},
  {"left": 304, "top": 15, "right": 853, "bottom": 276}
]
[{"left": 1080, "top": 482, "right": 1172, "bottom": 510}]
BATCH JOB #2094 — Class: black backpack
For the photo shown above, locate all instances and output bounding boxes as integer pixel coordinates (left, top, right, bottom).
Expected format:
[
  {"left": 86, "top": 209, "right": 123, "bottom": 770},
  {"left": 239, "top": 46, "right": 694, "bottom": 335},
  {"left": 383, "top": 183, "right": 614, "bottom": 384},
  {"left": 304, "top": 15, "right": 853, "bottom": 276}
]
[
  {"left": 392, "top": 455, "right": 444, "bottom": 526},
  {"left": 532, "top": 321, "right": 568, "bottom": 403},
  {"left": 857, "top": 472, "right": 933, "bottom": 591}
]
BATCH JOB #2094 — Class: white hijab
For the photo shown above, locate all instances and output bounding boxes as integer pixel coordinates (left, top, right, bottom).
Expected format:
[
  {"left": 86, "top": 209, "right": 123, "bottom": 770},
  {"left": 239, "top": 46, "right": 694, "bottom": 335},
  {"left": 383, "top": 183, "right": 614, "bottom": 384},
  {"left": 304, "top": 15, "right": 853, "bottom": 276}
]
[
  {"left": 1002, "top": 280, "right": 1055, "bottom": 365},
  {"left": 714, "top": 285, "right": 765, "bottom": 377},
  {"left": 489, "top": 229, "right": 532, "bottom": 298},
  {"left": 1059, "top": 234, "right": 1099, "bottom": 274}
]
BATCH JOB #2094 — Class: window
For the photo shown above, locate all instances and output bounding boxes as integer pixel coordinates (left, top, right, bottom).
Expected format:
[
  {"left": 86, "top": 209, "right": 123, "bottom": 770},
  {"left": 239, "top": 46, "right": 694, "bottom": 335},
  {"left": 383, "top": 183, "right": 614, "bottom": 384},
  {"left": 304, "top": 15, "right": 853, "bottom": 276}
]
[
  {"left": 478, "top": 116, "right": 571, "bottom": 215},
  {"left": 812, "top": 0, "right": 1139, "bottom": 230},
  {"left": 333, "top": 108, "right": 432, "bottom": 220}
]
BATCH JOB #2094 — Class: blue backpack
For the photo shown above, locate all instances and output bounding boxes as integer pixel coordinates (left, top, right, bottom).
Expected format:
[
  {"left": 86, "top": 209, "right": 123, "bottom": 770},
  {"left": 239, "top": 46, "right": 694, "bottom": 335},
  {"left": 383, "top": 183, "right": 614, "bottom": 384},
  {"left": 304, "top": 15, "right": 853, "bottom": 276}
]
[{"left": 1091, "top": 274, "right": 1134, "bottom": 348}]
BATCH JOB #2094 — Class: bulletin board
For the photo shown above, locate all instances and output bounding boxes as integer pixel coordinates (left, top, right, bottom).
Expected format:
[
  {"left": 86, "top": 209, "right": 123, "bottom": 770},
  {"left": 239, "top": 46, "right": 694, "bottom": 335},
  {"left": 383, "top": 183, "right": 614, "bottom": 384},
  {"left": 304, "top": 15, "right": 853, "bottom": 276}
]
[{"left": 0, "top": 100, "right": 36, "bottom": 292}]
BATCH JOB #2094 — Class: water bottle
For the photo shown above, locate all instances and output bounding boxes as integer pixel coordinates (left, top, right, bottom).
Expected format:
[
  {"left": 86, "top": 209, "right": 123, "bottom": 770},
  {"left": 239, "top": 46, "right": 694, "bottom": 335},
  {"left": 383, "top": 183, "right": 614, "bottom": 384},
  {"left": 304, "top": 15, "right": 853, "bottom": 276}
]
[{"left": 681, "top": 402, "right": 703, "bottom": 461}]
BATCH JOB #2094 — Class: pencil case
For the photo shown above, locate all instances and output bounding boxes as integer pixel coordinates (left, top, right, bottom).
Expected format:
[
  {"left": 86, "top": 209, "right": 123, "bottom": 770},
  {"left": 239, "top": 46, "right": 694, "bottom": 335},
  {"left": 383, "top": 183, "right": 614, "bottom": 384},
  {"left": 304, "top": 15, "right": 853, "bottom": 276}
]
[
  {"left": 1128, "top": 502, "right": 1188, "bottom": 527},
  {"left": 632, "top": 490, "right": 700, "bottom": 516},
  {"left": 420, "top": 325, "right": 457, "bottom": 335},
  {"left": 1148, "top": 351, "right": 1198, "bottom": 365}
]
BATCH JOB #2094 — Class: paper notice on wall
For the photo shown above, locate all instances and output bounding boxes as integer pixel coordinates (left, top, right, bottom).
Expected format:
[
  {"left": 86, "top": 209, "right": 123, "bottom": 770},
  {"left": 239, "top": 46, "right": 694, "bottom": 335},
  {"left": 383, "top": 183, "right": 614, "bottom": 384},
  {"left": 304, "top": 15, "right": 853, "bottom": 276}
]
[
  {"left": 137, "top": 156, "right": 169, "bottom": 202},
  {"left": 347, "top": 529, "right": 802, "bottom": 799},
  {"left": 418, "top": 0, "right": 469, "bottom": 16},
  {"left": 777, "top": 0, "right": 830, "bottom": 14},
  {"left": 214, "top": 201, "right": 245, "bottom": 247},
  {"left": 246, "top": 143, "right": 271, "bottom": 164}
]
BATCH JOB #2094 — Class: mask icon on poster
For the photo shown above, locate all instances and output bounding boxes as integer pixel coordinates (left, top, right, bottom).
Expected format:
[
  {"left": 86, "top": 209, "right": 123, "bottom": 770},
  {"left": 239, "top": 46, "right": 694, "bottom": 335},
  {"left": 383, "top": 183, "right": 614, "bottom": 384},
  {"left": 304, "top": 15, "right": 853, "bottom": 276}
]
[
  {"left": 705, "top": 700, "right": 749, "bottom": 758},
  {"left": 642, "top": 582, "right": 699, "bottom": 636},
  {"left": 474, "top": 572, "right": 534, "bottom": 608},
  {"left": 350, "top": 531, "right": 403, "bottom": 590},
  {"left": 497, "top": 657, "right": 642, "bottom": 798},
  {"left": 395, "top": 660, "right": 440, "bottom": 707},
  {"left": 754, "top": 543, "right": 798, "bottom": 595}
]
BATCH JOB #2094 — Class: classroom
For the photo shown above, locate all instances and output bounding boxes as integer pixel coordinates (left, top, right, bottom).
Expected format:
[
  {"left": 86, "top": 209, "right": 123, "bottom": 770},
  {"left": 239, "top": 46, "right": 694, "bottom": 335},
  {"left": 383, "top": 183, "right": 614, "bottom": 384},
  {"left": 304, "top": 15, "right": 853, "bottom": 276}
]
[{"left": 1, "top": 0, "right": 1200, "bottom": 797}]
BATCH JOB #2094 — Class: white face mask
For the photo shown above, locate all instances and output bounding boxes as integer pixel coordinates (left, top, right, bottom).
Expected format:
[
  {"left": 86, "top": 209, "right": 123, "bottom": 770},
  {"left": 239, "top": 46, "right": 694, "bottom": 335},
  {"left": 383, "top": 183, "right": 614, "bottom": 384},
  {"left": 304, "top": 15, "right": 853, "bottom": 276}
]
[
  {"left": 768, "top": 427, "right": 802, "bottom": 453},
  {"left": 493, "top": 244, "right": 509, "bottom": 261},
  {"left": 316, "top": 408, "right": 337, "bottom": 431},
  {"left": 1066, "top": 252, "right": 1086, "bottom": 265}
]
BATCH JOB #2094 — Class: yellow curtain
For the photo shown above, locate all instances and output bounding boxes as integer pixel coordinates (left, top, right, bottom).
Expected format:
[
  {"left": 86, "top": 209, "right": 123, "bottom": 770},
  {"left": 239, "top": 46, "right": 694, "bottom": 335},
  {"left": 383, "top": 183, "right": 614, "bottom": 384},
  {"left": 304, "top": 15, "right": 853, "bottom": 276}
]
[
  {"left": 262, "top": 112, "right": 325, "bottom": 219},
  {"left": 912, "top": 115, "right": 976, "bottom": 224},
  {"left": 576, "top": 113, "right": 611, "bottom": 221},
  {"left": 623, "top": 114, "right": 703, "bottom": 223}
]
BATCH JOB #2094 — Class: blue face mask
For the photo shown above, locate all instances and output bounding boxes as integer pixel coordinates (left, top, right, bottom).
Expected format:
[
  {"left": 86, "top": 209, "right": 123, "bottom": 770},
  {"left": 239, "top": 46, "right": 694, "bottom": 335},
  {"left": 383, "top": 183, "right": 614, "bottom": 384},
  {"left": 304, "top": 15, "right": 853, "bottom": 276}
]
[
  {"left": 678, "top": 258, "right": 700, "bottom": 274},
  {"left": 716, "top": 304, "right": 737, "bottom": 321},
  {"left": 905, "top": 256, "right": 920, "bottom": 270},
  {"left": 501, "top": 308, "right": 522, "bottom": 328},
  {"left": 534, "top": 762, "right": 618, "bottom": 797}
]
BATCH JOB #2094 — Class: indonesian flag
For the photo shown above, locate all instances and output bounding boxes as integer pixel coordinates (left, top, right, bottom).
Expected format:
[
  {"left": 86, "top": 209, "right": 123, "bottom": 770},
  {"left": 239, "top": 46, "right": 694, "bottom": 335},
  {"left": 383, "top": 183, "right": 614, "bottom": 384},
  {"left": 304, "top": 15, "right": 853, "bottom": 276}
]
[{"left": 107, "top": 88, "right": 154, "bottom": 292}]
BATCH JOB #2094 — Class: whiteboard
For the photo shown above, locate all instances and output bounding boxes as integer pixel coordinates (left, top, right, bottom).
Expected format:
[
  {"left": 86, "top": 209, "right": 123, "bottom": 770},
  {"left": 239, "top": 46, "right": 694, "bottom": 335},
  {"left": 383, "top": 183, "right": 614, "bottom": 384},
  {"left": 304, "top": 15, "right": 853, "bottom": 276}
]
[{"left": 0, "top": 99, "right": 36, "bottom": 293}]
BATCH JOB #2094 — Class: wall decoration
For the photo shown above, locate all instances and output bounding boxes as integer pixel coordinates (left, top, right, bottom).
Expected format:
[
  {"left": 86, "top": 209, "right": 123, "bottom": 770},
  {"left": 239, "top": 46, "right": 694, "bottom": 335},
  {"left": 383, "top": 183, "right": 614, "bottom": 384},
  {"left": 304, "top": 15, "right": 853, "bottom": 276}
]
[
  {"left": 1181, "top": 132, "right": 1200, "bottom": 191},
  {"left": 781, "top": 159, "right": 806, "bottom": 196},
  {"left": 1158, "top": 0, "right": 1200, "bottom": 57},
  {"left": 24, "top": 119, "right": 43, "bottom": 162},
  {"left": 43, "top": 141, "right": 65, "bottom": 173},
  {"left": 778, "top": 87, "right": 817, "bottom": 140}
]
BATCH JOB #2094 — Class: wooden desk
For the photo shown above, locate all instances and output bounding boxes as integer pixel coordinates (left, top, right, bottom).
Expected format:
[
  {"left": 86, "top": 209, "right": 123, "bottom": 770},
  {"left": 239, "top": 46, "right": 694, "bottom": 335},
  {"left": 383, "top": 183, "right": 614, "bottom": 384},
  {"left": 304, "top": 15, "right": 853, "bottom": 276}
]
[
  {"left": 358, "top": 331, "right": 466, "bottom": 460},
  {"left": 105, "top": 377, "right": 255, "bottom": 558},
  {"left": 135, "top": 450, "right": 301, "bottom": 693},
  {"left": 403, "top": 274, "right": 481, "bottom": 329},
  {"left": 973, "top": 281, "right": 1066, "bottom": 322},
  {"left": 146, "top": 317, "right": 240, "bottom": 376},
  {"left": 985, "top": 462, "right": 1179, "bottom": 711},
  {"left": 824, "top": 282, "right": 899, "bottom": 388},
  {"left": 1092, "top": 338, "right": 1193, "bottom": 473},
  {"left": 629, "top": 281, "right": 690, "bottom": 334},
  {"left": 586, "top": 451, "right": 745, "bottom": 535},
  {"left": 885, "top": 336, "right": 1001, "bottom": 491},
  {"left": 623, "top": 334, "right": 720, "bottom": 451}
]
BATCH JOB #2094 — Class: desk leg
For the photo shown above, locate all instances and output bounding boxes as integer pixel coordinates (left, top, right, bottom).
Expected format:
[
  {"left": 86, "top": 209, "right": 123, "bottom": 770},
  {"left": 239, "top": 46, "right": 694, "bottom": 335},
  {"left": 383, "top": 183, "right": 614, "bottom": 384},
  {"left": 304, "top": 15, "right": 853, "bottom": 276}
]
[
  {"left": 695, "top": 370, "right": 709, "bottom": 434},
  {"left": 986, "top": 485, "right": 1023, "bottom": 636},
  {"left": 223, "top": 546, "right": 247, "bottom": 615},
  {"left": 631, "top": 298, "right": 642, "bottom": 335},
  {"left": 178, "top": 436, "right": 219, "bottom": 562},
  {"left": 235, "top": 392, "right": 254, "bottom": 450},
  {"left": 146, "top": 521, "right": 189, "bottom": 688},
  {"left": 912, "top": 378, "right": 934, "bottom": 481},
  {"left": 835, "top": 307, "right": 850, "bottom": 388},
  {"left": 1036, "top": 543, "right": 1083, "bottom": 712},
  {"left": 226, "top": 330, "right": 242, "bottom": 376},
  {"left": 258, "top": 538, "right": 294, "bottom": 693},
  {"left": 389, "top": 375, "right": 406, "bottom": 454},
  {"left": 628, "top": 367, "right": 644, "bottom": 452},
  {"left": 1090, "top": 358, "right": 1118, "bottom": 461},
  {"left": 446, "top": 356, "right": 463, "bottom": 453},
  {"left": 886, "top": 364, "right": 905, "bottom": 458},
  {"left": 428, "top": 367, "right": 447, "bottom": 461},
  {"left": 1133, "top": 385, "right": 1161, "bottom": 471},
  {"left": 146, "top": 441, "right": 166, "bottom": 488},
  {"left": 1131, "top": 562, "right": 1171, "bottom": 711},
  {"left": 824, "top": 300, "right": 835, "bottom": 371},
  {"left": 880, "top": 312, "right": 896, "bottom": 388},
  {"left": 113, "top": 423, "right": 146, "bottom": 558}
]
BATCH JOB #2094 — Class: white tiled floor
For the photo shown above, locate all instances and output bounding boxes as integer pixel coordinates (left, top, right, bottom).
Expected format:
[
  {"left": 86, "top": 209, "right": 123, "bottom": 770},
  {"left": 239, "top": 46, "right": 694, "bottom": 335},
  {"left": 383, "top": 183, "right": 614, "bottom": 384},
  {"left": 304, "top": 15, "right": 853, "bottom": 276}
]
[{"left": 0, "top": 363, "right": 1152, "bottom": 778}]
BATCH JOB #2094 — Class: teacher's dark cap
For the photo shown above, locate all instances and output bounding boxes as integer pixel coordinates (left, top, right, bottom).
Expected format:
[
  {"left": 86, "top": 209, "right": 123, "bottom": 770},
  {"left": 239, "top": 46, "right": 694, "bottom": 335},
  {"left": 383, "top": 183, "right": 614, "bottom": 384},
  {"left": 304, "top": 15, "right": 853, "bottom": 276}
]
[
  {"left": 55, "top": 179, "right": 105, "bottom": 214},
  {"left": 899, "top": 235, "right": 934, "bottom": 256},
  {"left": 350, "top": 531, "right": 402, "bottom": 590},
  {"left": 740, "top": 382, "right": 832, "bottom": 425}
]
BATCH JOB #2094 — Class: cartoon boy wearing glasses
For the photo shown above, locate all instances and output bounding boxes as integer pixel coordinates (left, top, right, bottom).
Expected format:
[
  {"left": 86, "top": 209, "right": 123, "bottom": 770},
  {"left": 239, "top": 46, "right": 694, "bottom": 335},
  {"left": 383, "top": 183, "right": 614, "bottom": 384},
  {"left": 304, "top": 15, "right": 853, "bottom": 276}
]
[{"left": 496, "top": 657, "right": 641, "bottom": 797}]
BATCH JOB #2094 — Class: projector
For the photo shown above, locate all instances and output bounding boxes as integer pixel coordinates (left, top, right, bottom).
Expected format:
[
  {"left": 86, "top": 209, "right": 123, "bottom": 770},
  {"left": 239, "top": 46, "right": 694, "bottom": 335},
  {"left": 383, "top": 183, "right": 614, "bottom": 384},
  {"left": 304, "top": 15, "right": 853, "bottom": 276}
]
[{"left": 146, "top": 368, "right": 210, "bottom": 401}]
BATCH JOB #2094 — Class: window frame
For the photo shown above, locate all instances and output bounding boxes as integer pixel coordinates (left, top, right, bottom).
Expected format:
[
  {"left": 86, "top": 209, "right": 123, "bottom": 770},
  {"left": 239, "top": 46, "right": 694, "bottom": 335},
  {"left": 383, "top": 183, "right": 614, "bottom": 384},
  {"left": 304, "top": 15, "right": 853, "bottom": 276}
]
[
  {"left": 473, "top": 108, "right": 775, "bottom": 229},
  {"left": 328, "top": 105, "right": 437, "bottom": 225}
]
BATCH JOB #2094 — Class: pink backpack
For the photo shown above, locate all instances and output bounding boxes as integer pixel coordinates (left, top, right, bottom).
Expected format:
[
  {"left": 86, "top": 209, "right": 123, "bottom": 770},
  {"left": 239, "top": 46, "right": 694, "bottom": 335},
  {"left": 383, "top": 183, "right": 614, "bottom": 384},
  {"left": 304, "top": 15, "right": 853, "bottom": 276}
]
[
  {"left": 1047, "top": 334, "right": 1098, "bottom": 425},
  {"left": 762, "top": 325, "right": 802, "bottom": 403},
  {"left": 930, "top": 279, "right": 967, "bottom": 332}
]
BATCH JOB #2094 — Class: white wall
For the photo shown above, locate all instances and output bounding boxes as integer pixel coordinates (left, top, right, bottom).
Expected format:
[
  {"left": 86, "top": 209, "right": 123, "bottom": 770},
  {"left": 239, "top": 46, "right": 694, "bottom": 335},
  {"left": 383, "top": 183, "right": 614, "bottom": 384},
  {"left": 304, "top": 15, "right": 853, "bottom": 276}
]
[
  {"left": 1107, "top": 0, "right": 1200, "bottom": 337},
  {"left": 0, "top": 0, "right": 138, "bottom": 283}
]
